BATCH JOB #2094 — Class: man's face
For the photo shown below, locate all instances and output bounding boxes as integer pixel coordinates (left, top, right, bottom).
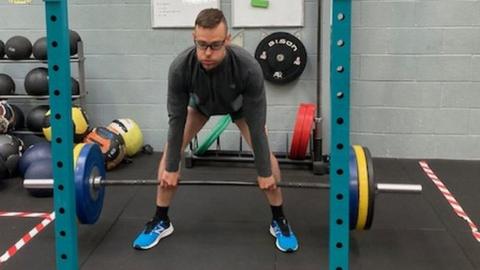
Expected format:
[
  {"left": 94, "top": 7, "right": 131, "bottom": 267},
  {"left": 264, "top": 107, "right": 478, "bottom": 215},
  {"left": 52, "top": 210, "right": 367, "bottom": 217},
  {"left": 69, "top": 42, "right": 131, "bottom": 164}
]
[{"left": 193, "top": 22, "right": 231, "bottom": 71}]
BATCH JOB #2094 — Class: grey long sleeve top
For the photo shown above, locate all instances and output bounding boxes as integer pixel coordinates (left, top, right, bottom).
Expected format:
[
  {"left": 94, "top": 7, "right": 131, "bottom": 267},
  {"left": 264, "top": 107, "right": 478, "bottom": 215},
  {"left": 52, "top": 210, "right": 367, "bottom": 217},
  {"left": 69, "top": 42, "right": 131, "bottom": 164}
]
[{"left": 165, "top": 45, "right": 272, "bottom": 177}]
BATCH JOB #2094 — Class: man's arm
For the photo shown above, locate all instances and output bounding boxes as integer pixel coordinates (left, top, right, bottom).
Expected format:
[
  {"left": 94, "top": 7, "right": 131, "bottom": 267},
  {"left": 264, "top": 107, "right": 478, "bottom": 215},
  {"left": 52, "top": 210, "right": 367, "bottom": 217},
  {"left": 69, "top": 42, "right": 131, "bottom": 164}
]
[
  {"left": 165, "top": 64, "right": 189, "bottom": 172},
  {"left": 242, "top": 64, "right": 272, "bottom": 177}
]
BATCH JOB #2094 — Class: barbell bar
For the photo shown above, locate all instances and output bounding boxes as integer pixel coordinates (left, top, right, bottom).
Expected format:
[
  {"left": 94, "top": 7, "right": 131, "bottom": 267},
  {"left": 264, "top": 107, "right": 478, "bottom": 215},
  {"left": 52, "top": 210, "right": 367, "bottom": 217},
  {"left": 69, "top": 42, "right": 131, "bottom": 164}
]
[
  {"left": 23, "top": 143, "right": 422, "bottom": 230},
  {"left": 24, "top": 179, "right": 421, "bottom": 193}
]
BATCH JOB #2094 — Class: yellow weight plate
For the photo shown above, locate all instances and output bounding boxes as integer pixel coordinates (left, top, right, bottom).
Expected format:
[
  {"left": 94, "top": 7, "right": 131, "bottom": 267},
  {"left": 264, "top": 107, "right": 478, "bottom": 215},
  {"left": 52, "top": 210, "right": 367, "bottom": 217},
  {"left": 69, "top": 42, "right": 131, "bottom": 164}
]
[{"left": 353, "top": 145, "right": 369, "bottom": 230}]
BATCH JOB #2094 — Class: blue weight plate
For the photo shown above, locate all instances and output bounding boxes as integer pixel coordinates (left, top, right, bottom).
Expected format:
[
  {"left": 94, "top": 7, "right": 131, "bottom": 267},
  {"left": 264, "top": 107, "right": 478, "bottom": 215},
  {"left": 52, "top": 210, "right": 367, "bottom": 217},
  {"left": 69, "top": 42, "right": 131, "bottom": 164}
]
[
  {"left": 75, "top": 143, "right": 106, "bottom": 224},
  {"left": 349, "top": 147, "right": 359, "bottom": 230}
]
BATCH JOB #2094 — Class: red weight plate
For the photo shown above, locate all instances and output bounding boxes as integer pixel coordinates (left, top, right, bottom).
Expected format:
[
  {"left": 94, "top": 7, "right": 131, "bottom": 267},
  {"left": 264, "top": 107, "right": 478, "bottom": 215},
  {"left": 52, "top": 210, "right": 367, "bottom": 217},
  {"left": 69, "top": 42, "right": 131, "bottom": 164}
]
[
  {"left": 297, "top": 103, "right": 316, "bottom": 160},
  {"left": 289, "top": 104, "right": 307, "bottom": 159}
]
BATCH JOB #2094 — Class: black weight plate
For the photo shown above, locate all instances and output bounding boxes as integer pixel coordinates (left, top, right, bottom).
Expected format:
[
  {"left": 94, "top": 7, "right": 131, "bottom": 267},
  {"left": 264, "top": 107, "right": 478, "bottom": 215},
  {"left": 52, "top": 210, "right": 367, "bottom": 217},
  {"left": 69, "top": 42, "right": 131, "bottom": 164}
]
[
  {"left": 255, "top": 32, "right": 307, "bottom": 84},
  {"left": 363, "top": 146, "right": 375, "bottom": 230}
]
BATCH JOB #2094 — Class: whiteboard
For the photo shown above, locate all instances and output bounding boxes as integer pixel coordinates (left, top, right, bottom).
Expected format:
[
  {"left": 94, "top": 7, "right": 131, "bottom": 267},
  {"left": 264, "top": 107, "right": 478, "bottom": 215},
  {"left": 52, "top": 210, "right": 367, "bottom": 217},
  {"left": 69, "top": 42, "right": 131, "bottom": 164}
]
[
  {"left": 151, "top": 0, "right": 220, "bottom": 28},
  {"left": 232, "top": 0, "right": 304, "bottom": 28}
]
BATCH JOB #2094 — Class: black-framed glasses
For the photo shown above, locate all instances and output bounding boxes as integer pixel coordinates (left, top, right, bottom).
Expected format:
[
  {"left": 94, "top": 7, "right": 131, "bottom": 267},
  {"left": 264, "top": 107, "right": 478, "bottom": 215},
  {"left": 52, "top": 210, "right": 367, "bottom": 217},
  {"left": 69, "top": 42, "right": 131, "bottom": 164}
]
[{"left": 194, "top": 39, "right": 226, "bottom": 51}]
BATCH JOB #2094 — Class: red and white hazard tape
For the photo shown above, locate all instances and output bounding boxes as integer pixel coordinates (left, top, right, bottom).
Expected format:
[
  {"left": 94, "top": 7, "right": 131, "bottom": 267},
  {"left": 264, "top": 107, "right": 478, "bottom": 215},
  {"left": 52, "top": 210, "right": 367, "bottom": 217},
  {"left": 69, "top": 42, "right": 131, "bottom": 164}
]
[
  {"left": 0, "top": 212, "right": 55, "bottom": 264},
  {"left": 0, "top": 212, "right": 51, "bottom": 218},
  {"left": 419, "top": 161, "right": 480, "bottom": 242}
]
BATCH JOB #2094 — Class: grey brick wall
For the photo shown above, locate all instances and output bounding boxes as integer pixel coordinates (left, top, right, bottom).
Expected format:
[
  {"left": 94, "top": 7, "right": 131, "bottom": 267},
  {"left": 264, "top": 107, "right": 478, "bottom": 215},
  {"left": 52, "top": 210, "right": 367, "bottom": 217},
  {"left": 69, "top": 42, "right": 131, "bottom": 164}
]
[
  {"left": 351, "top": 0, "right": 480, "bottom": 159},
  {"left": 1, "top": 0, "right": 479, "bottom": 160}
]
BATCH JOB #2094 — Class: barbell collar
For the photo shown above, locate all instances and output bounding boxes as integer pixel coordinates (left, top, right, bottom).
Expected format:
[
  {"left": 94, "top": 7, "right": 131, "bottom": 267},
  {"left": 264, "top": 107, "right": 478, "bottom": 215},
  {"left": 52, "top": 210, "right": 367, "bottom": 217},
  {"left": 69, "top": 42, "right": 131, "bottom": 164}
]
[
  {"left": 24, "top": 178, "right": 422, "bottom": 194},
  {"left": 376, "top": 183, "right": 422, "bottom": 194}
]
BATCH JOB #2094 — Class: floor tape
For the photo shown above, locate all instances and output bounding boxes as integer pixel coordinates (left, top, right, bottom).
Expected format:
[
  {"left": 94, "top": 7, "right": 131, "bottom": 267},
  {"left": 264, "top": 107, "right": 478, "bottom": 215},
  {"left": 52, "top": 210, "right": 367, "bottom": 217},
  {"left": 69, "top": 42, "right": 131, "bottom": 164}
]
[
  {"left": 0, "top": 212, "right": 52, "bottom": 218},
  {"left": 0, "top": 212, "right": 55, "bottom": 264},
  {"left": 419, "top": 161, "right": 480, "bottom": 242}
]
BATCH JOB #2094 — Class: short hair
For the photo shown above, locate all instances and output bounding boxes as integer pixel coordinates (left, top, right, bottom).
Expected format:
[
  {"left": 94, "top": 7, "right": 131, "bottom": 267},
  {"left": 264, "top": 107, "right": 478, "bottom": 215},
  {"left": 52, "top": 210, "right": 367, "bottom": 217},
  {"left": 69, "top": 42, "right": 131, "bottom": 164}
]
[{"left": 194, "top": 8, "right": 228, "bottom": 30}]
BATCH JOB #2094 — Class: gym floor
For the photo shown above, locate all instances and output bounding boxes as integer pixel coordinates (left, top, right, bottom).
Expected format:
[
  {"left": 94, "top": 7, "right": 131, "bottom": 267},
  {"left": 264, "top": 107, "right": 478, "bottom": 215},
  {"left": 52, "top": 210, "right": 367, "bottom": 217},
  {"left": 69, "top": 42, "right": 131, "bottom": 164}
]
[{"left": 0, "top": 153, "right": 479, "bottom": 270}]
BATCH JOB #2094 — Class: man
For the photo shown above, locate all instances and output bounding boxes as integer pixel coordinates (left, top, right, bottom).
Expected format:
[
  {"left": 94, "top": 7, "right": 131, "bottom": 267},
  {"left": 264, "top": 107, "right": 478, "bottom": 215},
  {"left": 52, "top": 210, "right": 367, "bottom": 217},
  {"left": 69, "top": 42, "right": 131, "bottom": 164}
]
[{"left": 133, "top": 8, "right": 298, "bottom": 253}]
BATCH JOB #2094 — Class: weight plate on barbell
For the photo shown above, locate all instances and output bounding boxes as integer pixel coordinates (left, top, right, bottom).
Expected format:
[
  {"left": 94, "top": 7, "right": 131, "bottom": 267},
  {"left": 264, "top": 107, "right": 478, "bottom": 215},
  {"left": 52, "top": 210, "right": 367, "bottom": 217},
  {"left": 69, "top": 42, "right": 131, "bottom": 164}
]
[
  {"left": 349, "top": 147, "right": 359, "bottom": 230},
  {"left": 75, "top": 143, "right": 106, "bottom": 224},
  {"left": 254, "top": 32, "right": 307, "bottom": 84},
  {"left": 353, "top": 145, "right": 369, "bottom": 230},
  {"left": 363, "top": 146, "right": 375, "bottom": 230}
]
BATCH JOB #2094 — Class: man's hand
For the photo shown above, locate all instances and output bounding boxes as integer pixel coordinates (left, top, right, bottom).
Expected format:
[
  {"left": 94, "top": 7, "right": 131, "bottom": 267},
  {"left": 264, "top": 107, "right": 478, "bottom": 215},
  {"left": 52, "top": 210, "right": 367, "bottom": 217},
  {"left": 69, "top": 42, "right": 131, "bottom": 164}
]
[
  {"left": 159, "top": 170, "right": 180, "bottom": 188},
  {"left": 257, "top": 175, "right": 277, "bottom": 190}
]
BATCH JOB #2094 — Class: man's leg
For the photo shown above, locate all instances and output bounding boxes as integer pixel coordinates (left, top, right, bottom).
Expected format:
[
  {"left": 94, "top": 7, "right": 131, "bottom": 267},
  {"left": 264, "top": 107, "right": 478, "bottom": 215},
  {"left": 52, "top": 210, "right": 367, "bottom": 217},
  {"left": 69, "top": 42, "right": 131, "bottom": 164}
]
[
  {"left": 156, "top": 107, "right": 209, "bottom": 206},
  {"left": 133, "top": 107, "right": 208, "bottom": 250},
  {"left": 234, "top": 118, "right": 298, "bottom": 253},
  {"left": 233, "top": 118, "right": 282, "bottom": 205}
]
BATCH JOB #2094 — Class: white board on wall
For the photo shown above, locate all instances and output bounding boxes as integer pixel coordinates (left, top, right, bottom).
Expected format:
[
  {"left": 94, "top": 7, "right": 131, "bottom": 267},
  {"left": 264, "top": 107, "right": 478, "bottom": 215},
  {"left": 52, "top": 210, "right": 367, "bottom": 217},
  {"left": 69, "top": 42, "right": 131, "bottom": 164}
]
[
  {"left": 232, "top": 0, "right": 304, "bottom": 28},
  {"left": 151, "top": 0, "right": 220, "bottom": 28}
]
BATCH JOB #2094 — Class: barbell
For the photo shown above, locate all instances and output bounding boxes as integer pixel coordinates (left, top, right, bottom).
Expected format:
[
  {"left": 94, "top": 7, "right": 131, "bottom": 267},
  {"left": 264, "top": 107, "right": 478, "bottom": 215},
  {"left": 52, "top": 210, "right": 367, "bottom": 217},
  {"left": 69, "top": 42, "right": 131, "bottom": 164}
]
[{"left": 23, "top": 143, "right": 422, "bottom": 230}]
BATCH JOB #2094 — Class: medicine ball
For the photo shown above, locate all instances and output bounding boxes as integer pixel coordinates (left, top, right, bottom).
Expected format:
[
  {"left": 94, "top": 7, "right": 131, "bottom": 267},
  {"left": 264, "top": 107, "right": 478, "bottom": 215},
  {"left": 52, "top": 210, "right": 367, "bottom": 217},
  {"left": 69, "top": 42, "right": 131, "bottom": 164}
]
[
  {"left": 107, "top": 118, "right": 144, "bottom": 157},
  {"left": 10, "top": 104, "right": 25, "bottom": 130},
  {"left": 73, "top": 143, "right": 86, "bottom": 166},
  {"left": 84, "top": 127, "right": 125, "bottom": 170},
  {"left": 0, "top": 40, "right": 4, "bottom": 59},
  {"left": 26, "top": 105, "right": 49, "bottom": 132},
  {"left": 43, "top": 106, "right": 90, "bottom": 143},
  {"left": 32, "top": 37, "right": 47, "bottom": 60},
  {"left": 24, "top": 67, "right": 49, "bottom": 96},
  {"left": 0, "top": 134, "right": 24, "bottom": 177},
  {"left": 24, "top": 158, "right": 53, "bottom": 197},
  {"left": 0, "top": 101, "right": 16, "bottom": 134},
  {"left": 0, "top": 159, "right": 9, "bottom": 180},
  {"left": 5, "top": 36, "right": 32, "bottom": 60},
  {"left": 71, "top": 78, "right": 80, "bottom": 95},
  {"left": 0, "top": 73, "right": 15, "bottom": 95},
  {"left": 18, "top": 141, "right": 51, "bottom": 176},
  {"left": 69, "top": 30, "right": 81, "bottom": 56}
]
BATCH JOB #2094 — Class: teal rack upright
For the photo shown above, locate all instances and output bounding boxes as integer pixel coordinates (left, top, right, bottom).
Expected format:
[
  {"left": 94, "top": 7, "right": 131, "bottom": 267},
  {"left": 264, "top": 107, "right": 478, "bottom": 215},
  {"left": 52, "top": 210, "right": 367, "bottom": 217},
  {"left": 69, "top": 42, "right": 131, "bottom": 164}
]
[
  {"left": 44, "top": 0, "right": 79, "bottom": 269},
  {"left": 329, "top": 0, "right": 352, "bottom": 270}
]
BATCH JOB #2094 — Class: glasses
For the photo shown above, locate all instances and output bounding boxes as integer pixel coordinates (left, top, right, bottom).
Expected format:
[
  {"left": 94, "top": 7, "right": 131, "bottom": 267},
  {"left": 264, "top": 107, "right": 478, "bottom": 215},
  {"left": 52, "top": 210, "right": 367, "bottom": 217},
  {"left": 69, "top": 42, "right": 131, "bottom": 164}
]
[{"left": 194, "top": 39, "right": 226, "bottom": 51}]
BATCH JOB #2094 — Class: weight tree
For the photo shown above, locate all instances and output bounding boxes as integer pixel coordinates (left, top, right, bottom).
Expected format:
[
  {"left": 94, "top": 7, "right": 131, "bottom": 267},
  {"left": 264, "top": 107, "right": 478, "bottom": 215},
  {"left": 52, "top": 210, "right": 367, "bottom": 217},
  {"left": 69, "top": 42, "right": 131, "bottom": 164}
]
[{"left": 43, "top": 0, "right": 353, "bottom": 269}]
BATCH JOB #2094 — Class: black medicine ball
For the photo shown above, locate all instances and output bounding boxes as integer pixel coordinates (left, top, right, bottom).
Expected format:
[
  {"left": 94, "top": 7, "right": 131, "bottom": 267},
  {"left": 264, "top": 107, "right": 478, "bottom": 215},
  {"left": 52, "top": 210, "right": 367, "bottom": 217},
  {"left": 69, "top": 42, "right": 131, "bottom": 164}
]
[
  {"left": 5, "top": 36, "right": 32, "bottom": 60},
  {"left": 32, "top": 37, "right": 47, "bottom": 60},
  {"left": 24, "top": 67, "right": 49, "bottom": 96},
  {"left": 71, "top": 78, "right": 80, "bottom": 95},
  {"left": 0, "top": 40, "right": 4, "bottom": 59},
  {"left": 0, "top": 134, "right": 24, "bottom": 177},
  {"left": 69, "top": 30, "right": 82, "bottom": 56},
  {"left": 0, "top": 73, "right": 15, "bottom": 95},
  {"left": 26, "top": 105, "right": 49, "bottom": 132},
  {"left": 10, "top": 104, "right": 25, "bottom": 130}
]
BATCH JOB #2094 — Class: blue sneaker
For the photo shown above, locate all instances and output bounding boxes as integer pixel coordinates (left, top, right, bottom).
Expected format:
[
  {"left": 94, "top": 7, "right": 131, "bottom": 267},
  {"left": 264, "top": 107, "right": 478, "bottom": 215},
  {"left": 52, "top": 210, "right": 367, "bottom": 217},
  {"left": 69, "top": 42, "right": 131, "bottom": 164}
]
[
  {"left": 269, "top": 218, "right": 299, "bottom": 252},
  {"left": 133, "top": 219, "right": 174, "bottom": 250}
]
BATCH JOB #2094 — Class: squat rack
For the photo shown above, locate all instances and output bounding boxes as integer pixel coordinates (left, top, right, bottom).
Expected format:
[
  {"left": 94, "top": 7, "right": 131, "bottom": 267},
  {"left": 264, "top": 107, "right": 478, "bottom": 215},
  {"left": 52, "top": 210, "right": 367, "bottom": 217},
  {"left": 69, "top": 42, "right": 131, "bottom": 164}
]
[{"left": 43, "top": 0, "right": 352, "bottom": 269}]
